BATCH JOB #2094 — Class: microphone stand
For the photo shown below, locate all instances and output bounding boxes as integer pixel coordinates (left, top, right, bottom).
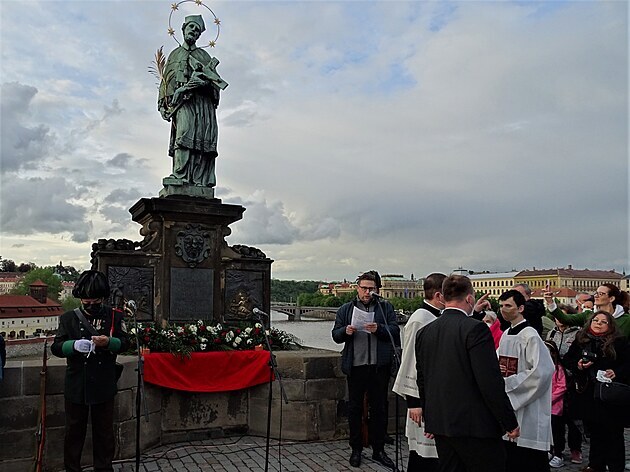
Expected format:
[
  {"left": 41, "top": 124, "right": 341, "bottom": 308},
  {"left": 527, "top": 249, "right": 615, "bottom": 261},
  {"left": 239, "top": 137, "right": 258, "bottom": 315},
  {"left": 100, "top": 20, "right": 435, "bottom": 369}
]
[
  {"left": 254, "top": 310, "right": 289, "bottom": 472},
  {"left": 126, "top": 301, "right": 149, "bottom": 472},
  {"left": 373, "top": 296, "right": 403, "bottom": 472}
]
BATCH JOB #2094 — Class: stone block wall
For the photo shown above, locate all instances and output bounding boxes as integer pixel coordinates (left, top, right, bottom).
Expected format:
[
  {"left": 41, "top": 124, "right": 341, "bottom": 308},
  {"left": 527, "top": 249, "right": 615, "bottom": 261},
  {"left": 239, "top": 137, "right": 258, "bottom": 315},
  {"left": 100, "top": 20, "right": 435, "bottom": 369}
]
[
  {"left": 0, "top": 349, "right": 404, "bottom": 472},
  {"left": 248, "top": 349, "right": 348, "bottom": 440}
]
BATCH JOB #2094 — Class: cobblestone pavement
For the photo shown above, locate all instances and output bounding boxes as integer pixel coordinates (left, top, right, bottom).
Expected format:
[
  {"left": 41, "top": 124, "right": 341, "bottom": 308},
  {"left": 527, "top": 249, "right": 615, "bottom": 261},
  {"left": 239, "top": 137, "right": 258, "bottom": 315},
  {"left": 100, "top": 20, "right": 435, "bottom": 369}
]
[{"left": 99, "top": 430, "right": 630, "bottom": 472}]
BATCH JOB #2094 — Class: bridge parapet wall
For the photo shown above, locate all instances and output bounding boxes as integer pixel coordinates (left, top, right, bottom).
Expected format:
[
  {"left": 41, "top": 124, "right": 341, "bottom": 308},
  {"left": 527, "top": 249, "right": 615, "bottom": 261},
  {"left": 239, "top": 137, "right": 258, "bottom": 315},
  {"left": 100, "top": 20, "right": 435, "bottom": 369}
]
[{"left": 0, "top": 349, "right": 410, "bottom": 471}]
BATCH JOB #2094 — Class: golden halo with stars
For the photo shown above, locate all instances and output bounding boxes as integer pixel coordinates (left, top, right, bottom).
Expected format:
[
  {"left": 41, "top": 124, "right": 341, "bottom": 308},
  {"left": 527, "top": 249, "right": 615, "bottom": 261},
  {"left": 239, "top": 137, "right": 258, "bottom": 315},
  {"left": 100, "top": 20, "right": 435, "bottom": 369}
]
[{"left": 168, "top": 0, "right": 221, "bottom": 48}]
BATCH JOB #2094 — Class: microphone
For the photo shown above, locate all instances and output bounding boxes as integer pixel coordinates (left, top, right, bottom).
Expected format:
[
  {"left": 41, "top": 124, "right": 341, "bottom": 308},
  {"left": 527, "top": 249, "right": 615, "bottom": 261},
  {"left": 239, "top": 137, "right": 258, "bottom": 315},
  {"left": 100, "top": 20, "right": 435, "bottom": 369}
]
[
  {"left": 370, "top": 291, "right": 384, "bottom": 300},
  {"left": 253, "top": 308, "right": 270, "bottom": 317},
  {"left": 125, "top": 300, "right": 138, "bottom": 314}
]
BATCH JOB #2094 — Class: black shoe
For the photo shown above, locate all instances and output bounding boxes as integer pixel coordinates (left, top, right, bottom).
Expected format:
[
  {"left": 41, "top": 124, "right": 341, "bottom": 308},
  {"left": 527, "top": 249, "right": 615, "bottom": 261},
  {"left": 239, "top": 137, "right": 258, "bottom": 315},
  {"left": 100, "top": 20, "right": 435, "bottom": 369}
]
[
  {"left": 384, "top": 434, "right": 394, "bottom": 445},
  {"left": 372, "top": 450, "right": 394, "bottom": 469},
  {"left": 349, "top": 449, "right": 362, "bottom": 467}
]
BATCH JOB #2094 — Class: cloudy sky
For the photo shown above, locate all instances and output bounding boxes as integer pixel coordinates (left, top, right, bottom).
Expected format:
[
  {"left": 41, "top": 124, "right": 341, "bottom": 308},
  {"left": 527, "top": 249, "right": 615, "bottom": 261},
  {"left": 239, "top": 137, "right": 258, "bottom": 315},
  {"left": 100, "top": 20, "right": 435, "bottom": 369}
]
[{"left": 0, "top": 0, "right": 628, "bottom": 281}]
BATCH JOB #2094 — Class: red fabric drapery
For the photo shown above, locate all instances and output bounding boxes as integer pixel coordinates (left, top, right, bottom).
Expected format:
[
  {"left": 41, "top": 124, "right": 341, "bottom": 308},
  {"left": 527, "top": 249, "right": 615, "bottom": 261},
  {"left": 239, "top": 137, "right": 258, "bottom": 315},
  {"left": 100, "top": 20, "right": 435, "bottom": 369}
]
[{"left": 143, "top": 351, "right": 272, "bottom": 392}]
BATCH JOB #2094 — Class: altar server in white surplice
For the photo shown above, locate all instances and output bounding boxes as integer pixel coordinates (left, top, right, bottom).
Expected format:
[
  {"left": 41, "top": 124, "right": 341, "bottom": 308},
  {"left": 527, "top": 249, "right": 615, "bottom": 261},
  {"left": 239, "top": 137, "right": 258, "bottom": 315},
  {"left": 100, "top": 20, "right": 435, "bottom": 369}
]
[
  {"left": 497, "top": 289, "right": 554, "bottom": 472},
  {"left": 393, "top": 273, "right": 446, "bottom": 472}
]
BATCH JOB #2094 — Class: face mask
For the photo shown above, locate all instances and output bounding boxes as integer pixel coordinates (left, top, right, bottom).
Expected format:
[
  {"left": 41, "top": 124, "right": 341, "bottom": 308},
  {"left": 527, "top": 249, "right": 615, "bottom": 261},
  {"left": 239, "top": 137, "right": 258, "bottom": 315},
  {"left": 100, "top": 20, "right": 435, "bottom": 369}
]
[{"left": 83, "top": 303, "right": 103, "bottom": 316}]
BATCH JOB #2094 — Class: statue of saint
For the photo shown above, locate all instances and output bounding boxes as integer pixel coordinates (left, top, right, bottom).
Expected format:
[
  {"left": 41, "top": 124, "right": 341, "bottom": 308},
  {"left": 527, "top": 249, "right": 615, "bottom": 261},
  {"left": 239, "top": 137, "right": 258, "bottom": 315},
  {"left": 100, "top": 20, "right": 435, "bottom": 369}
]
[{"left": 158, "top": 15, "right": 227, "bottom": 193}]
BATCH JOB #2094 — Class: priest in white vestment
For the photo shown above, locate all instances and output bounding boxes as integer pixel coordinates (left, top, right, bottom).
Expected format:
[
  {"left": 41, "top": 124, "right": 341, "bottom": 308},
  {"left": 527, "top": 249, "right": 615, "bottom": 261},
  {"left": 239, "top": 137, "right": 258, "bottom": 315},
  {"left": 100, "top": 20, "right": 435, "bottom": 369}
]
[
  {"left": 393, "top": 273, "right": 446, "bottom": 472},
  {"left": 497, "top": 289, "right": 554, "bottom": 472}
]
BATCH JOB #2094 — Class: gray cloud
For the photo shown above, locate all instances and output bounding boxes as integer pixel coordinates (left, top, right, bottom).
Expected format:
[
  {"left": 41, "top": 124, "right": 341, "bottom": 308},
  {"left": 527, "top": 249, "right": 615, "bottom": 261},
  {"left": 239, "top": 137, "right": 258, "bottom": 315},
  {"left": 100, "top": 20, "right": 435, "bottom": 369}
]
[
  {"left": 103, "top": 188, "right": 142, "bottom": 205},
  {"left": 0, "top": 1, "right": 626, "bottom": 279},
  {"left": 0, "top": 176, "right": 91, "bottom": 242},
  {"left": 107, "top": 153, "right": 134, "bottom": 169},
  {"left": 0, "top": 82, "right": 54, "bottom": 172}
]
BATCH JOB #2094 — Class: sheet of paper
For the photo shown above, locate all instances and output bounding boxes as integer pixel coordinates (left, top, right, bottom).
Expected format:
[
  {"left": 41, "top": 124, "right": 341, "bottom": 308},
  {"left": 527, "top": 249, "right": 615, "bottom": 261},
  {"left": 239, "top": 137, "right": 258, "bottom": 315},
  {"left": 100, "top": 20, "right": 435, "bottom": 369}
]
[{"left": 351, "top": 306, "right": 374, "bottom": 333}]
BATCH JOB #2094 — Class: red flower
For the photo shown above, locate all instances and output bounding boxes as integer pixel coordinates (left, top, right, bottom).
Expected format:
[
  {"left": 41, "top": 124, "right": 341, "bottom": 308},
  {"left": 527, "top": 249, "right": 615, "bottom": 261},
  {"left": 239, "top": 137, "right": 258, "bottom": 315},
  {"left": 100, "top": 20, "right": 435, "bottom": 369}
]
[
  {"left": 145, "top": 328, "right": 151, "bottom": 333},
  {"left": 236, "top": 329, "right": 241, "bottom": 334},
  {"left": 199, "top": 325, "right": 206, "bottom": 331},
  {"left": 144, "top": 336, "right": 150, "bottom": 342},
  {"left": 254, "top": 328, "right": 261, "bottom": 335},
  {"left": 214, "top": 338, "right": 221, "bottom": 343}
]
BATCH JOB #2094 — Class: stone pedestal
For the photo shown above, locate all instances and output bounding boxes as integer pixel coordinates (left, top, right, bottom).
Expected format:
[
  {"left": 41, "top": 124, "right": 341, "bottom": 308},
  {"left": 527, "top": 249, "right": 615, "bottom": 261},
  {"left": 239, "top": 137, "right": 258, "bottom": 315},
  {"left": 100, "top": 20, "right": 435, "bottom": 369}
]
[{"left": 91, "top": 195, "right": 272, "bottom": 324}]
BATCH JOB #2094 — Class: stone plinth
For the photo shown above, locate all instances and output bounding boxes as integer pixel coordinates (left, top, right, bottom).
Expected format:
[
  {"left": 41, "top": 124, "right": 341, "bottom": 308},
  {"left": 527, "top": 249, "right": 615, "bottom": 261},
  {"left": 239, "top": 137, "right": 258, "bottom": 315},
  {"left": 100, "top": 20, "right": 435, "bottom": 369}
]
[{"left": 92, "top": 195, "right": 273, "bottom": 325}]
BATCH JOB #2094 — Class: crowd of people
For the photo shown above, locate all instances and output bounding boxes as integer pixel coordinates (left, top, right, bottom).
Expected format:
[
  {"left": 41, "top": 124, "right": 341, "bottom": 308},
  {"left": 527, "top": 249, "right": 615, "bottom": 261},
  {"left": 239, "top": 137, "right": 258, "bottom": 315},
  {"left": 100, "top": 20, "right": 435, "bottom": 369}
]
[{"left": 333, "top": 272, "right": 630, "bottom": 472}]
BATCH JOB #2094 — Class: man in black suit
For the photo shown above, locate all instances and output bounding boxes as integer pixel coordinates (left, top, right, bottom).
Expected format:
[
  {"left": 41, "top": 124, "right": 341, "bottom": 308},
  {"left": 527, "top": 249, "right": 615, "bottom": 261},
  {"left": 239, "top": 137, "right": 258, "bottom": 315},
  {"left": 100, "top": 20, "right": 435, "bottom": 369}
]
[{"left": 415, "top": 275, "right": 519, "bottom": 472}]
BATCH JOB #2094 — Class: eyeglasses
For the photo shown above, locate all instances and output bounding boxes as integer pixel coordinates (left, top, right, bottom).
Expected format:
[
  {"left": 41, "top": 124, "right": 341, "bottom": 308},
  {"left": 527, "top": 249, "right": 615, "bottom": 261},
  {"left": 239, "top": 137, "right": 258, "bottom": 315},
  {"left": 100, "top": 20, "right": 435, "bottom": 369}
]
[
  {"left": 357, "top": 285, "right": 376, "bottom": 291},
  {"left": 594, "top": 291, "right": 609, "bottom": 297},
  {"left": 591, "top": 319, "right": 609, "bottom": 325}
]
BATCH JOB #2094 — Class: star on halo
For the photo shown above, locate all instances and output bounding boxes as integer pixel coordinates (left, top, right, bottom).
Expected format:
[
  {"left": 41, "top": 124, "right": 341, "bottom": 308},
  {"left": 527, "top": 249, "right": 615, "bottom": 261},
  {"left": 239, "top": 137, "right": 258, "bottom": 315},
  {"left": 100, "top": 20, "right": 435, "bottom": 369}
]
[
  {"left": 195, "top": 0, "right": 203, "bottom": 5},
  {"left": 168, "top": 27, "right": 175, "bottom": 36},
  {"left": 208, "top": 40, "right": 216, "bottom": 47},
  {"left": 171, "top": 3, "right": 178, "bottom": 10},
  {"left": 214, "top": 18, "right": 221, "bottom": 26}
]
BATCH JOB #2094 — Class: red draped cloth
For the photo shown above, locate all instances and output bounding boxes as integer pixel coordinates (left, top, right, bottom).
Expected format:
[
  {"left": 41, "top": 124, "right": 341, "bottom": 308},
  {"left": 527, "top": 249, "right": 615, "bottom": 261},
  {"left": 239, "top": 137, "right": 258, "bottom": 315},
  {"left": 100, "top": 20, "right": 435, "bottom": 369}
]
[{"left": 143, "top": 351, "right": 272, "bottom": 392}]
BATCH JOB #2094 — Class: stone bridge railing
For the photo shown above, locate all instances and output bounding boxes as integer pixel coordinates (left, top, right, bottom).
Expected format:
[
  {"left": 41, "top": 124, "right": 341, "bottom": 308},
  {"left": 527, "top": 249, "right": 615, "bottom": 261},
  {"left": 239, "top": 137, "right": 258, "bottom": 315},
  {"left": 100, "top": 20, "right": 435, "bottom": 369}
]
[
  {"left": 0, "top": 349, "right": 406, "bottom": 472},
  {"left": 271, "top": 305, "right": 337, "bottom": 321}
]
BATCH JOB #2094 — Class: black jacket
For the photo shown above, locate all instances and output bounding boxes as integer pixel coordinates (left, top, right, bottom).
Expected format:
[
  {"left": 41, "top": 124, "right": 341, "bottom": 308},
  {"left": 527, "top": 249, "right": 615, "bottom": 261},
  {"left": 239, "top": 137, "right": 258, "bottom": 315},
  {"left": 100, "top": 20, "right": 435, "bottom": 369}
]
[
  {"left": 416, "top": 308, "right": 518, "bottom": 438},
  {"left": 51, "top": 306, "right": 129, "bottom": 405},
  {"left": 563, "top": 334, "right": 630, "bottom": 423}
]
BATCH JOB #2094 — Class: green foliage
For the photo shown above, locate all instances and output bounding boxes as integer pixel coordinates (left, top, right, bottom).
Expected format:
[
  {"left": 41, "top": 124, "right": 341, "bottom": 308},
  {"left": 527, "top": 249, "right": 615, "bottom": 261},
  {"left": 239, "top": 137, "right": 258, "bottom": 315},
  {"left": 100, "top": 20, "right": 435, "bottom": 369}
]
[
  {"left": 62, "top": 297, "right": 81, "bottom": 312},
  {"left": 11, "top": 267, "right": 63, "bottom": 301},
  {"left": 0, "top": 258, "right": 16, "bottom": 272},
  {"left": 270, "top": 279, "right": 321, "bottom": 303},
  {"left": 388, "top": 296, "right": 424, "bottom": 313},
  {"left": 54, "top": 263, "right": 80, "bottom": 282},
  {"left": 296, "top": 291, "right": 353, "bottom": 308}
]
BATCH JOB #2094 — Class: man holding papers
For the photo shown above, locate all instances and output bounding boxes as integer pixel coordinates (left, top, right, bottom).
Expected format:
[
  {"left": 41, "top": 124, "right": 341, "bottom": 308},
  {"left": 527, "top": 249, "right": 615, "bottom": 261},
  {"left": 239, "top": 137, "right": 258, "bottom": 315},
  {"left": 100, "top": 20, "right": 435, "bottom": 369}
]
[{"left": 332, "top": 270, "right": 400, "bottom": 468}]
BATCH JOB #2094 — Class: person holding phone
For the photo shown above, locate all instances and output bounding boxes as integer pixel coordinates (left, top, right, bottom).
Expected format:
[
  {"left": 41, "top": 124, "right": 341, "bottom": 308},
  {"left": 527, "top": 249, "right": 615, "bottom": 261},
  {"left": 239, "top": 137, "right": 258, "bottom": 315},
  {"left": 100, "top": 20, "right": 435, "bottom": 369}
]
[
  {"left": 563, "top": 310, "right": 630, "bottom": 472},
  {"left": 545, "top": 284, "right": 630, "bottom": 337}
]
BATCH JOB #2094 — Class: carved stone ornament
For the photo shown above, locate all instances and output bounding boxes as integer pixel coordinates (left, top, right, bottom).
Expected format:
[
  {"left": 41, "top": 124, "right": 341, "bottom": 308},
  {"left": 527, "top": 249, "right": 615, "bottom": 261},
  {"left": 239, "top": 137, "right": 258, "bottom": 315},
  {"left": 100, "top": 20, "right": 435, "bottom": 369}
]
[
  {"left": 175, "top": 224, "right": 211, "bottom": 267},
  {"left": 227, "top": 289, "right": 254, "bottom": 320}
]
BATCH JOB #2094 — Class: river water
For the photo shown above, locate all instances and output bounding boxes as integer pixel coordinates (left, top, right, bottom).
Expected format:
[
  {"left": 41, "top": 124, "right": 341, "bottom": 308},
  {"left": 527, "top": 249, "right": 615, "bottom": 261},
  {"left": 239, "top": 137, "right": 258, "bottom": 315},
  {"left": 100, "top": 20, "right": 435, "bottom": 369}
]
[{"left": 270, "top": 310, "right": 342, "bottom": 352}]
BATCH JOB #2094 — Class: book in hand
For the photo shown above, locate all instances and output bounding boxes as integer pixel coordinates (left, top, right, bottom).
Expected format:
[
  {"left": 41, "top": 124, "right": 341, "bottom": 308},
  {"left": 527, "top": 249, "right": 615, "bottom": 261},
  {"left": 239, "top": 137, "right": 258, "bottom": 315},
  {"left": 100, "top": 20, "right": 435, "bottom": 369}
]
[{"left": 498, "top": 355, "right": 518, "bottom": 377}]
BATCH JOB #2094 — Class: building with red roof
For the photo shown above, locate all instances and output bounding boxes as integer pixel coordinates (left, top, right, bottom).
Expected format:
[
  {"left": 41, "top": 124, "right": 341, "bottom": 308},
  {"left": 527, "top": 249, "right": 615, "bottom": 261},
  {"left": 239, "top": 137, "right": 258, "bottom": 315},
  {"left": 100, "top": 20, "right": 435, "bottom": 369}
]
[{"left": 0, "top": 280, "right": 62, "bottom": 338}]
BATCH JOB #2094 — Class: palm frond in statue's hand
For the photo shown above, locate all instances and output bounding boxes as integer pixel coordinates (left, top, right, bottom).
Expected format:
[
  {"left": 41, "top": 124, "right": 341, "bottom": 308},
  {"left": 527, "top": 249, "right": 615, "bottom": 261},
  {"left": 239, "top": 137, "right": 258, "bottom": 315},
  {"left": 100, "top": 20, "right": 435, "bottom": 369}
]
[{"left": 148, "top": 46, "right": 167, "bottom": 86}]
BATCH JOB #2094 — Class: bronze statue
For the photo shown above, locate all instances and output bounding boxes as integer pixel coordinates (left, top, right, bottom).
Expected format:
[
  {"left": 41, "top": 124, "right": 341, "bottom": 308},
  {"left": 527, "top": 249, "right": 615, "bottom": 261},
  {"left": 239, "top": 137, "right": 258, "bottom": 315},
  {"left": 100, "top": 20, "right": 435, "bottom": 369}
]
[{"left": 158, "top": 15, "right": 227, "bottom": 195}]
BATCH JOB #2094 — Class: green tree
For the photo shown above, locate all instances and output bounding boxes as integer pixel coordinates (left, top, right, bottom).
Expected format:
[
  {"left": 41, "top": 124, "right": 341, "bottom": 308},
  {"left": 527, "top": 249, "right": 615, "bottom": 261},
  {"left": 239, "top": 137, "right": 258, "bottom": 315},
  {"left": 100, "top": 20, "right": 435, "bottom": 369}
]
[
  {"left": 18, "top": 262, "right": 35, "bottom": 272},
  {"left": 11, "top": 267, "right": 63, "bottom": 301},
  {"left": 0, "top": 258, "right": 16, "bottom": 272},
  {"left": 62, "top": 297, "right": 81, "bottom": 311},
  {"left": 271, "top": 279, "right": 321, "bottom": 303}
]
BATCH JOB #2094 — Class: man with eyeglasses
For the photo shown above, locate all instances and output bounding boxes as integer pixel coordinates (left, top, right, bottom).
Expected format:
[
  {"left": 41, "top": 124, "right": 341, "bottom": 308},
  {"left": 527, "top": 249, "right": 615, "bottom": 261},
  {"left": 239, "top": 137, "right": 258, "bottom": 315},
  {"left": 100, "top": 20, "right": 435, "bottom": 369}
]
[{"left": 332, "top": 270, "right": 400, "bottom": 468}]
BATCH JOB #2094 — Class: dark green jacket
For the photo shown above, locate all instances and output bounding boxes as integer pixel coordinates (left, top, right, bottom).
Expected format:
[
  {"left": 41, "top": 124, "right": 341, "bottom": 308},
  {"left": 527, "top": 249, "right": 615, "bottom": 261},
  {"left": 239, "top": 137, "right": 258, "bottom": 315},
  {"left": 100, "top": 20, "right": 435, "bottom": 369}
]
[{"left": 51, "top": 306, "right": 129, "bottom": 405}]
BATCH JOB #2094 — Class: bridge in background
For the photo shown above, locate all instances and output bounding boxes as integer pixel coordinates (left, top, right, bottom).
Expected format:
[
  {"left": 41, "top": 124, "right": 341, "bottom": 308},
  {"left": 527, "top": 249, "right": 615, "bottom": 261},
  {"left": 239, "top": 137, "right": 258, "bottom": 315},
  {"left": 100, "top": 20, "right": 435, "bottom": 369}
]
[{"left": 271, "top": 304, "right": 337, "bottom": 321}]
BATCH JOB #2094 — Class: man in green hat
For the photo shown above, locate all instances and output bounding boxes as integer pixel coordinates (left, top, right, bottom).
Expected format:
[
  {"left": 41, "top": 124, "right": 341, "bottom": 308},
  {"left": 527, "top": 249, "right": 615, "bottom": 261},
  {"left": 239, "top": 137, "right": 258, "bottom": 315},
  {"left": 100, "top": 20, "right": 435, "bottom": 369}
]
[{"left": 159, "top": 14, "right": 227, "bottom": 192}]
